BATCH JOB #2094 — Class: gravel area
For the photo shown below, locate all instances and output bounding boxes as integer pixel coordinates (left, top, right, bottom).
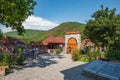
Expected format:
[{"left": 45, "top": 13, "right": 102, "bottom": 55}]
[{"left": 0, "top": 53, "right": 96, "bottom": 80}]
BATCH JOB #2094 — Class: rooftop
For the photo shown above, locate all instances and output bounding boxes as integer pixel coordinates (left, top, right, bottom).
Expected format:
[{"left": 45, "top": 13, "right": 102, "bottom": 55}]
[
  {"left": 43, "top": 35, "right": 65, "bottom": 45},
  {"left": 66, "top": 31, "right": 80, "bottom": 35}
]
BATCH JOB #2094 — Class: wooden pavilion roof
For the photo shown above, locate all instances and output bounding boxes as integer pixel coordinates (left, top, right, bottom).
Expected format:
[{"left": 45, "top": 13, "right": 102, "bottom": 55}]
[{"left": 43, "top": 35, "right": 65, "bottom": 45}]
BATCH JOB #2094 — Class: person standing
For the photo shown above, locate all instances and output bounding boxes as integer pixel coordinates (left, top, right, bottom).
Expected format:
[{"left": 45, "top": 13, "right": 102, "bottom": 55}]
[{"left": 34, "top": 47, "right": 39, "bottom": 59}]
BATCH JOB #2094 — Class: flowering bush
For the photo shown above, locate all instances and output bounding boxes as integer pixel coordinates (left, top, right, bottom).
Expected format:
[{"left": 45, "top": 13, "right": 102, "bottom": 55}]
[
  {"left": 72, "top": 49, "right": 104, "bottom": 62},
  {"left": 72, "top": 50, "right": 82, "bottom": 61}
]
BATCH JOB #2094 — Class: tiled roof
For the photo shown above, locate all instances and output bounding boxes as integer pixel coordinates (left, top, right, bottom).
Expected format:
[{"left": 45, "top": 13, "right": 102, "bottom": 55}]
[
  {"left": 55, "top": 37, "right": 65, "bottom": 44},
  {"left": 66, "top": 31, "right": 80, "bottom": 35},
  {"left": 43, "top": 35, "right": 65, "bottom": 45}
]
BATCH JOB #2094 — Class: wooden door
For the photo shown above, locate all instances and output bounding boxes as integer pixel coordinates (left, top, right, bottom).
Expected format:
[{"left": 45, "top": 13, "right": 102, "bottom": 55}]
[{"left": 66, "top": 38, "right": 78, "bottom": 53}]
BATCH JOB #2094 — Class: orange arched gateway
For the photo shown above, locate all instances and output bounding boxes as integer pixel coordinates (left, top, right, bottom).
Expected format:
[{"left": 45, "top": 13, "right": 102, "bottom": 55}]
[{"left": 66, "top": 38, "right": 78, "bottom": 54}]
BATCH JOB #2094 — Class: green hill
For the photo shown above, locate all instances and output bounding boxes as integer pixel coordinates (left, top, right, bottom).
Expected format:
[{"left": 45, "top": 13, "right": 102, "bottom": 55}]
[
  {"left": 4, "top": 22, "right": 85, "bottom": 43},
  {"left": 4, "top": 29, "right": 45, "bottom": 43},
  {"left": 32, "top": 22, "right": 85, "bottom": 41}
]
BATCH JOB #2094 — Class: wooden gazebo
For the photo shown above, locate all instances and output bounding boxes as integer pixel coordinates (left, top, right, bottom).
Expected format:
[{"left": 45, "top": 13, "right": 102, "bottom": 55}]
[
  {"left": 43, "top": 35, "right": 65, "bottom": 53},
  {"left": 43, "top": 35, "right": 65, "bottom": 49}
]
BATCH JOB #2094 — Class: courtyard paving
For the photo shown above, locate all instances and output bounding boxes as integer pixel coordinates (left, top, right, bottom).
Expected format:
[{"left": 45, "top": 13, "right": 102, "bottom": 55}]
[{"left": 0, "top": 53, "right": 96, "bottom": 80}]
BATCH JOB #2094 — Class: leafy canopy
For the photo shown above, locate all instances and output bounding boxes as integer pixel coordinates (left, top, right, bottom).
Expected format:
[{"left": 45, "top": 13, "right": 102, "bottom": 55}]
[
  {"left": 0, "top": 0, "right": 36, "bottom": 35},
  {"left": 84, "top": 5, "right": 120, "bottom": 48}
]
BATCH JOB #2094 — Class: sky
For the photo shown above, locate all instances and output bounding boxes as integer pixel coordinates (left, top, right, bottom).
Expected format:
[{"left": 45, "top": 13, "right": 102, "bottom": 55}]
[{"left": 1, "top": 0, "right": 120, "bottom": 33}]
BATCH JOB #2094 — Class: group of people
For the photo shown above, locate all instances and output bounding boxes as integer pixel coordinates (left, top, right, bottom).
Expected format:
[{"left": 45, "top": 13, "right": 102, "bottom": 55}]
[{"left": 22, "top": 47, "right": 39, "bottom": 59}]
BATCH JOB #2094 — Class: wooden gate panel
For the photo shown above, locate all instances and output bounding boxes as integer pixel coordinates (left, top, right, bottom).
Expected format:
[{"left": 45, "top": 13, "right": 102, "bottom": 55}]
[{"left": 66, "top": 38, "right": 78, "bottom": 53}]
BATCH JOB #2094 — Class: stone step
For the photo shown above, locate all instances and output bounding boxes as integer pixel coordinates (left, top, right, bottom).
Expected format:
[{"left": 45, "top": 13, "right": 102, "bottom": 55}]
[{"left": 83, "top": 60, "right": 120, "bottom": 80}]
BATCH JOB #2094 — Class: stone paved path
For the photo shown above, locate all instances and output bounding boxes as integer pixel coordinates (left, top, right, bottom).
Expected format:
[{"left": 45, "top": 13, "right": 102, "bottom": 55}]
[{"left": 0, "top": 53, "right": 96, "bottom": 80}]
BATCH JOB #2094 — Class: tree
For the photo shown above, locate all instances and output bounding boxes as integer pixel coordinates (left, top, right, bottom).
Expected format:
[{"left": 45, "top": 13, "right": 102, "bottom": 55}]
[
  {"left": 0, "top": 0, "right": 36, "bottom": 35},
  {"left": 113, "top": 14, "right": 120, "bottom": 49},
  {"left": 84, "top": 5, "right": 120, "bottom": 49},
  {"left": 0, "top": 29, "right": 3, "bottom": 39}
]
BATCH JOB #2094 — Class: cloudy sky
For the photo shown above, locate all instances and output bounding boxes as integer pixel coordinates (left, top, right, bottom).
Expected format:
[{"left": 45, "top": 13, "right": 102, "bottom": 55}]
[
  {"left": 1, "top": 0, "right": 120, "bottom": 33},
  {"left": 0, "top": 15, "right": 59, "bottom": 33}
]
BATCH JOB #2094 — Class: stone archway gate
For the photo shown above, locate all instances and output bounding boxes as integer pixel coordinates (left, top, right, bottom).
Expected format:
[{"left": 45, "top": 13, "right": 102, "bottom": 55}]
[{"left": 65, "top": 32, "right": 81, "bottom": 54}]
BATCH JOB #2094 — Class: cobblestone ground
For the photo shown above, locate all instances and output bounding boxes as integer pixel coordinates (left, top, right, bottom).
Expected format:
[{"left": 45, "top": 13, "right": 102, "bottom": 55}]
[{"left": 0, "top": 53, "right": 96, "bottom": 80}]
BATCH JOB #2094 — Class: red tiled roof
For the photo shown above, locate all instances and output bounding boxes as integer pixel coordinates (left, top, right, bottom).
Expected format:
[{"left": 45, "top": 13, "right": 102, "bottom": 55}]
[
  {"left": 55, "top": 37, "right": 65, "bottom": 44},
  {"left": 43, "top": 35, "right": 65, "bottom": 45},
  {"left": 43, "top": 35, "right": 55, "bottom": 44},
  {"left": 66, "top": 31, "right": 80, "bottom": 35}
]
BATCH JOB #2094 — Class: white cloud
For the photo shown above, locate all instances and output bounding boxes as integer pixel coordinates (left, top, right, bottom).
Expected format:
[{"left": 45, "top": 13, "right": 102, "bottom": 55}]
[
  {"left": 23, "top": 15, "right": 59, "bottom": 30},
  {"left": 0, "top": 24, "right": 13, "bottom": 33},
  {"left": 0, "top": 15, "right": 59, "bottom": 33}
]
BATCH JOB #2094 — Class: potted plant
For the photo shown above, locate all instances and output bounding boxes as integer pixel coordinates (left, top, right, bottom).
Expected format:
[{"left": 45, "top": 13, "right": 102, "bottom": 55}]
[
  {"left": 0, "top": 53, "right": 9, "bottom": 76},
  {"left": 0, "top": 66, "right": 8, "bottom": 76}
]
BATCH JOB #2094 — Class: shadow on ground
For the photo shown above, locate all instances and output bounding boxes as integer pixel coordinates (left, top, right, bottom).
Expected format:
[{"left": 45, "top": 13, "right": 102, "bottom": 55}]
[
  {"left": 11, "top": 53, "right": 65, "bottom": 71},
  {"left": 60, "top": 63, "right": 96, "bottom": 80}
]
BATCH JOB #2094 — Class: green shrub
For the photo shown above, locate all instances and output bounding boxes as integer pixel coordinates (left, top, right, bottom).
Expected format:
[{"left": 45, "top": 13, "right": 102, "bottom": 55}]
[
  {"left": 0, "top": 53, "right": 26, "bottom": 67},
  {"left": 0, "top": 53, "right": 10, "bottom": 66},
  {"left": 72, "top": 50, "right": 82, "bottom": 61},
  {"left": 94, "top": 51, "right": 101, "bottom": 59},
  {"left": 85, "top": 53, "right": 94, "bottom": 62},
  {"left": 78, "top": 56, "right": 89, "bottom": 62},
  {"left": 72, "top": 55, "right": 81, "bottom": 61},
  {"left": 56, "top": 48, "right": 62, "bottom": 54},
  {"left": 106, "top": 49, "right": 120, "bottom": 61},
  {"left": 72, "top": 50, "right": 82, "bottom": 56},
  {"left": 72, "top": 49, "right": 105, "bottom": 62},
  {"left": 10, "top": 56, "right": 17, "bottom": 66},
  {"left": 16, "top": 53, "right": 25, "bottom": 65}
]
